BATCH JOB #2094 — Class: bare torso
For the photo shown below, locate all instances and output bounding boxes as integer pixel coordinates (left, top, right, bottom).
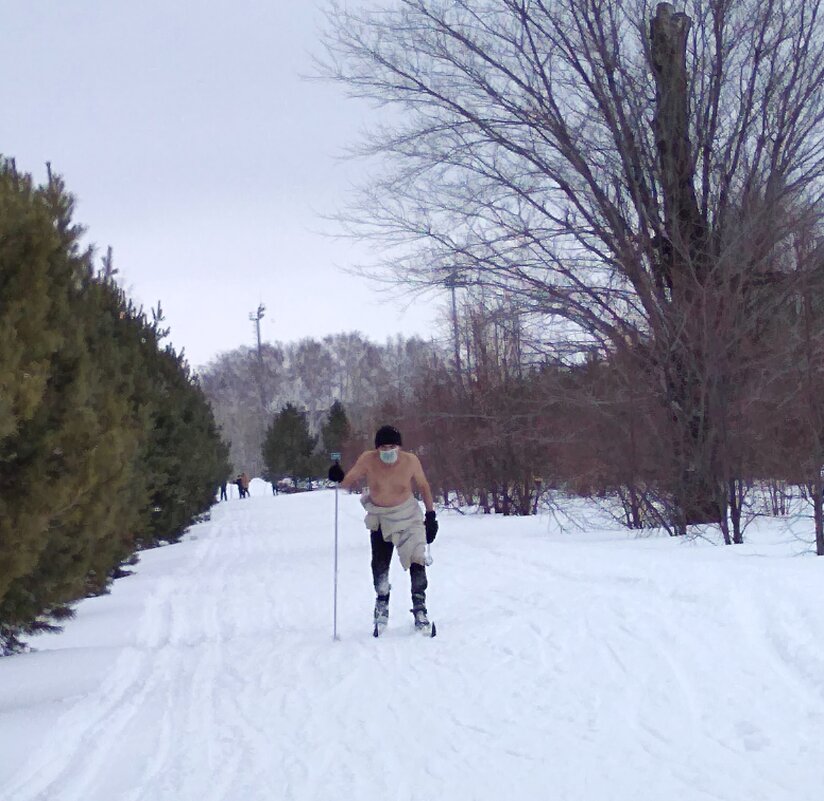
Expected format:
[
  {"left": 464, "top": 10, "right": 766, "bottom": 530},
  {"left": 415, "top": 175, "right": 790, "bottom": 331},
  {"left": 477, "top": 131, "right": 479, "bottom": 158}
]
[{"left": 341, "top": 450, "right": 434, "bottom": 511}]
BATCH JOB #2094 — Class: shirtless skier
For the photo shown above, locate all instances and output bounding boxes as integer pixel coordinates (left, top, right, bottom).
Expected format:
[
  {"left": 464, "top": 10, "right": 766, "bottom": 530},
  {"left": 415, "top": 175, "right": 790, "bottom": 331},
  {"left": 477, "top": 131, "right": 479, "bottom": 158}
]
[{"left": 328, "top": 425, "right": 439, "bottom": 636}]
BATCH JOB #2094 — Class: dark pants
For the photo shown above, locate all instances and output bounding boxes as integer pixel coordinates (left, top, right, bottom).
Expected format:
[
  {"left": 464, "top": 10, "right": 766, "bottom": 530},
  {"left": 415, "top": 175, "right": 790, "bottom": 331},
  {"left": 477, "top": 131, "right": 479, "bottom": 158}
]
[
  {"left": 370, "top": 527, "right": 427, "bottom": 612},
  {"left": 219, "top": 485, "right": 227, "bottom": 501}
]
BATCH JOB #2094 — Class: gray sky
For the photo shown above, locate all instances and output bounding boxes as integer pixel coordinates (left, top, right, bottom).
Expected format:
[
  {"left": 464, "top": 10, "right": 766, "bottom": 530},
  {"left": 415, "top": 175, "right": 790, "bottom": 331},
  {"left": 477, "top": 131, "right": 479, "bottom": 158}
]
[{"left": 0, "top": 0, "right": 438, "bottom": 367}]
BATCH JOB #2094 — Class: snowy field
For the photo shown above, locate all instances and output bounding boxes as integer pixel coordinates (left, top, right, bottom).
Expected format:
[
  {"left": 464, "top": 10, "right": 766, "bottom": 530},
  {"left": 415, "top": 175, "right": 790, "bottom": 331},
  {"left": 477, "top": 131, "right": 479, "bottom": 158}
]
[{"left": 2, "top": 479, "right": 824, "bottom": 801}]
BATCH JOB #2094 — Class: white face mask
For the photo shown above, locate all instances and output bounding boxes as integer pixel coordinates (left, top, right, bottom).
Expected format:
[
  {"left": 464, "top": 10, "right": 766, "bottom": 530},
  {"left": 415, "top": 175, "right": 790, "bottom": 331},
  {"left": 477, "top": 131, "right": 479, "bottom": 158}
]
[{"left": 379, "top": 447, "right": 399, "bottom": 464}]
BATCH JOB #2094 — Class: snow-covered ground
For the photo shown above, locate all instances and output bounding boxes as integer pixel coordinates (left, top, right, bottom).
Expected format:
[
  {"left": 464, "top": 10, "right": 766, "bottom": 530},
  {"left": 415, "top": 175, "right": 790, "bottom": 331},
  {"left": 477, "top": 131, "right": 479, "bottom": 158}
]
[{"left": 2, "top": 479, "right": 824, "bottom": 801}]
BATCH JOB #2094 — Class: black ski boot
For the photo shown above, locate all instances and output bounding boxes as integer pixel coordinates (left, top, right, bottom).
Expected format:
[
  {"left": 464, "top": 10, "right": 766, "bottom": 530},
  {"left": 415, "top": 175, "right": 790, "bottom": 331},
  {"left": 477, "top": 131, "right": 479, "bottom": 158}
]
[
  {"left": 411, "top": 606, "right": 436, "bottom": 637},
  {"left": 373, "top": 593, "right": 390, "bottom": 637}
]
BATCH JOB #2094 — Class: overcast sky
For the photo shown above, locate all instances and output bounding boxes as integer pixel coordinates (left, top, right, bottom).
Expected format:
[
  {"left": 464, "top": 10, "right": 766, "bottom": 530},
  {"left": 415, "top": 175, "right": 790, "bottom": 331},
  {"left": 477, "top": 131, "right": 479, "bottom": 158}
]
[{"left": 0, "top": 0, "right": 440, "bottom": 368}]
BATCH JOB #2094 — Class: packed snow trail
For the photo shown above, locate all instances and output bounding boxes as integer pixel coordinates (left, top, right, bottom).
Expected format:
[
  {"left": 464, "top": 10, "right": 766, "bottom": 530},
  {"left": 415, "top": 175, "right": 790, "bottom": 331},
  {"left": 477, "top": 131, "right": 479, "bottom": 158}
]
[{"left": 2, "top": 483, "right": 824, "bottom": 800}]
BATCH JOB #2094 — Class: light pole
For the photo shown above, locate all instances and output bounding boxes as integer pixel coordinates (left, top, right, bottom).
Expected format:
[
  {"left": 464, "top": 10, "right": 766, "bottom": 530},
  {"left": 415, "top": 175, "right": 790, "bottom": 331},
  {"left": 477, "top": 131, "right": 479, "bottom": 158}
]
[
  {"left": 249, "top": 303, "right": 267, "bottom": 412},
  {"left": 249, "top": 304, "right": 268, "bottom": 477},
  {"left": 249, "top": 303, "right": 266, "bottom": 359},
  {"left": 445, "top": 272, "right": 465, "bottom": 385}
]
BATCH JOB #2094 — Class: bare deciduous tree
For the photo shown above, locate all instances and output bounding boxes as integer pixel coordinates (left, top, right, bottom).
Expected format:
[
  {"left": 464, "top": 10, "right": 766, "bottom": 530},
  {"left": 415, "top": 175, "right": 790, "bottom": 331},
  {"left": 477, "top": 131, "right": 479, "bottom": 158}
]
[{"left": 321, "top": 0, "right": 824, "bottom": 532}]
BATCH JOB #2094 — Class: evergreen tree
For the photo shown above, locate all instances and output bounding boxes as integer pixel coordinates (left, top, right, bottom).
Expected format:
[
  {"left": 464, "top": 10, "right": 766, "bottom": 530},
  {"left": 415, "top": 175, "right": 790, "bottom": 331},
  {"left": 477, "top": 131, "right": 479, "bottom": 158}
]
[
  {"left": 320, "top": 400, "right": 351, "bottom": 455},
  {"left": 1, "top": 161, "right": 93, "bottom": 643},
  {"left": 2, "top": 273, "right": 148, "bottom": 625},
  {"left": 139, "top": 340, "right": 231, "bottom": 546},
  {"left": 261, "top": 403, "right": 318, "bottom": 484},
  {"left": 0, "top": 159, "right": 231, "bottom": 653}
]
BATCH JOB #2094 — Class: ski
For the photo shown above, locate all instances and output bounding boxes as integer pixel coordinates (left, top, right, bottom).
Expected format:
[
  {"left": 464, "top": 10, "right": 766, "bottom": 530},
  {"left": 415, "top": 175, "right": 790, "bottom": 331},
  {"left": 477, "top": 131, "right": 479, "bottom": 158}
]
[{"left": 373, "top": 621, "right": 437, "bottom": 637}]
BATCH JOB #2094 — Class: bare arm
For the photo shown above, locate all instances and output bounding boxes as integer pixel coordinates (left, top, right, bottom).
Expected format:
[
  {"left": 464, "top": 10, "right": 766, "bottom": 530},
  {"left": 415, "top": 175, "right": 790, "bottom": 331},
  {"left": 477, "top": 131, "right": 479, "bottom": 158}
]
[
  {"left": 411, "top": 455, "right": 435, "bottom": 512},
  {"left": 340, "top": 452, "right": 369, "bottom": 490}
]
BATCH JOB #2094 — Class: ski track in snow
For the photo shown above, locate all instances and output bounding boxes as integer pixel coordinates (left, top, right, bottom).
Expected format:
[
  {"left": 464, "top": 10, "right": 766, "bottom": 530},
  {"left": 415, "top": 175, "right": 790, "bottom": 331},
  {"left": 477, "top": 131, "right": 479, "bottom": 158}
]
[{"left": 2, "top": 488, "right": 824, "bottom": 800}]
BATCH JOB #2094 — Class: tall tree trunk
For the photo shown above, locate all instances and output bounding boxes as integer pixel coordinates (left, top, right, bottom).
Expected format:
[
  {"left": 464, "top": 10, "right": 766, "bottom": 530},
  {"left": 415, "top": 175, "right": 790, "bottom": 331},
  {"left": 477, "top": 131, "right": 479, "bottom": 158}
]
[
  {"left": 813, "top": 474, "right": 824, "bottom": 557},
  {"left": 728, "top": 478, "right": 743, "bottom": 545},
  {"left": 650, "top": 3, "right": 720, "bottom": 527}
]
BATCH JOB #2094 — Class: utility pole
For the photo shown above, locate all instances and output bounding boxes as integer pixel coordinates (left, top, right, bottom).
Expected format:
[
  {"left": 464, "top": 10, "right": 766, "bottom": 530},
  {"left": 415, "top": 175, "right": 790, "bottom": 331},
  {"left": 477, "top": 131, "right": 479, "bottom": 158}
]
[
  {"left": 249, "top": 302, "right": 268, "bottom": 411},
  {"left": 249, "top": 303, "right": 266, "bottom": 358},
  {"left": 445, "top": 273, "right": 463, "bottom": 387}
]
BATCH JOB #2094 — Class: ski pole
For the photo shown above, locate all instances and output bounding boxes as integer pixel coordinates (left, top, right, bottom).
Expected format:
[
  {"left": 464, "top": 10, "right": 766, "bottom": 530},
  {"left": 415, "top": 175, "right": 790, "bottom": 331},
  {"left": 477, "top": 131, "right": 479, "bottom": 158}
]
[{"left": 333, "top": 483, "right": 340, "bottom": 641}]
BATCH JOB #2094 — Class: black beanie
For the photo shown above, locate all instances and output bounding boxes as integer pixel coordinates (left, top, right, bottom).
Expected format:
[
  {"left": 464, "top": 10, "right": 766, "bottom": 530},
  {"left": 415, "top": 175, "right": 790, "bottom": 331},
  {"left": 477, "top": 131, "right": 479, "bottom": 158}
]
[{"left": 374, "top": 425, "right": 402, "bottom": 448}]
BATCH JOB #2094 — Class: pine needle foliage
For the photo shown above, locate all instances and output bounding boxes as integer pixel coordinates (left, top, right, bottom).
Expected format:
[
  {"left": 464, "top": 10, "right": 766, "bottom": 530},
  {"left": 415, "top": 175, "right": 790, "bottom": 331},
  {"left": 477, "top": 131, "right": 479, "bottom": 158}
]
[
  {"left": 261, "top": 403, "right": 319, "bottom": 484},
  {"left": 0, "top": 158, "right": 230, "bottom": 654}
]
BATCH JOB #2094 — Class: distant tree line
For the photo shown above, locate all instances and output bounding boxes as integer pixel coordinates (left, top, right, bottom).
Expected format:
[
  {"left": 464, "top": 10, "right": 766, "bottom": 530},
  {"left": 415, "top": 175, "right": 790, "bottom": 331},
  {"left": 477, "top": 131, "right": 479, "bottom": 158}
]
[
  {"left": 385, "top": 290, "right": 824, "bottom": 547},
  {"left": 203, "top": 274, "right": 824, "bottom": 555},
  {"left": 0, "top": 159, "right": 230, "bottom": 654},
  {"left": 199, "top": 333, "right": 438, "bottom": 476}
]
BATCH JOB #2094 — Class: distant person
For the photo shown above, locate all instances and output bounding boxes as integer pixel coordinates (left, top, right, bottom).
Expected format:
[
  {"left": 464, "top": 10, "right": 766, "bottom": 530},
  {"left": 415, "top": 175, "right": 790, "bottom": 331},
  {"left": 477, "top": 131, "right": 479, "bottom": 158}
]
[
  {"left": 328, "top": 425, "right": 439, "bottom": 636},
  {"left": 236, "top": 474, "right": 246, "bottom": 499},
  {"left": 240, "top": 472, "right": 251, "bottom": 498},
  {"left": 219, "top": 481, "right": 228, "bottom": 501}
]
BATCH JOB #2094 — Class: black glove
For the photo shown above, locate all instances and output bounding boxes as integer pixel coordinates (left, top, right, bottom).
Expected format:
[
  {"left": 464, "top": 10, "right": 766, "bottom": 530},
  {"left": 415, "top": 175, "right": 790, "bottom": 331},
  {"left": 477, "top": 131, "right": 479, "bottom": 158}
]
[
  {"left": 424, "top": 510, "right": 438, "bottom": 543},
  {"left": 328, "top": 462, "right": 345, "bottom": 483}
]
